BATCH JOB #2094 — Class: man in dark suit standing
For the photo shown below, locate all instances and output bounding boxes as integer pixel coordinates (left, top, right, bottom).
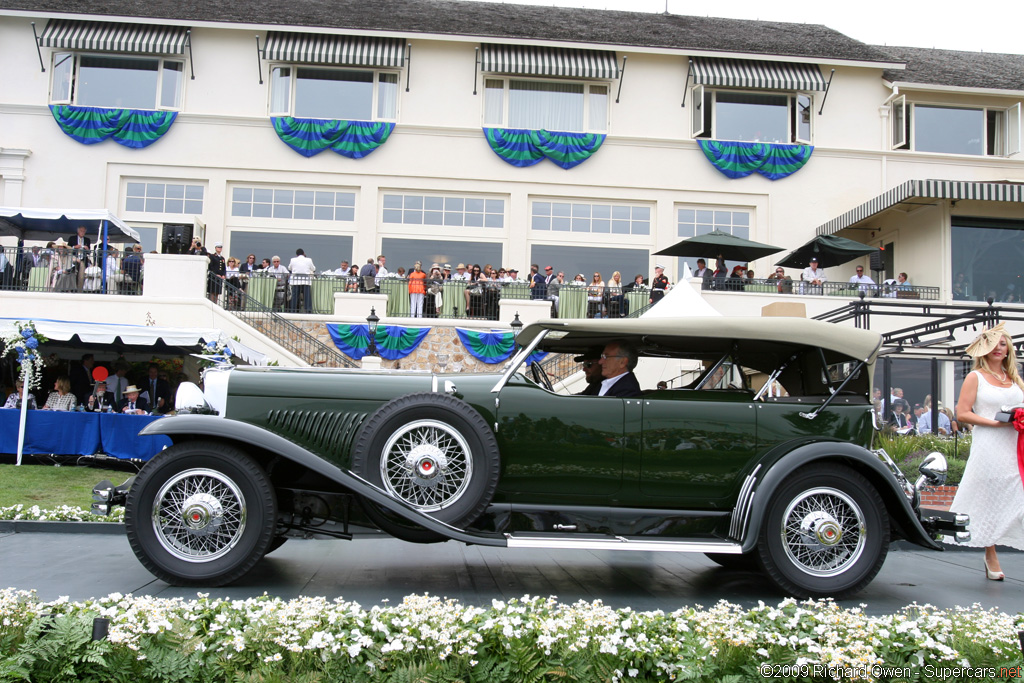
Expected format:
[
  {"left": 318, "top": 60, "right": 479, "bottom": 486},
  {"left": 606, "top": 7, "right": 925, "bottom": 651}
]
[
  {"left": 70, "top": 353, "right": 95, "bottom": 405},
  {"left": 596, "top": 340, "right": 642, "bottom": 397},
  {"left": 144, "top": 363, "right": 172, "bottom": 414},
  {"left": 70, "top": 225, "right": 92, "bottom": 291}
]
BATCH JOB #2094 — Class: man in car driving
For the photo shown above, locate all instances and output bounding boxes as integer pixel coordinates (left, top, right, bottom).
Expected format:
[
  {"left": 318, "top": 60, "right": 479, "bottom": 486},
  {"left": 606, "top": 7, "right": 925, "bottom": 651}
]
[{"left": 597, "top": 341, "right": 642, "bottom": 397}]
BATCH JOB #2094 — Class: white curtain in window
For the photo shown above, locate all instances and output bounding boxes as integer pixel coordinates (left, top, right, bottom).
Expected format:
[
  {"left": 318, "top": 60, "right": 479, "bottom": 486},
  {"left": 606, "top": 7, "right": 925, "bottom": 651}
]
[
  {"left": 484, "top": 79, "right": 504, "bottom": 126},
  {"left": 269, "top": 67, "right": 291, "bottom": 115},
  {"left": 377, "top": 73, "right": 398, "bottom": 119},
  {"left": 508, "top": 80, "right": 584, "bottom": 132}
]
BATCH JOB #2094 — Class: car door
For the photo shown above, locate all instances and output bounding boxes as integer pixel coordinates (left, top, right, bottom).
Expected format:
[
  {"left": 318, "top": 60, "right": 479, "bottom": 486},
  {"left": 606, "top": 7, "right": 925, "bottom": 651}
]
[
  {"left": 639, "top": 391, "right": 757, "bottom": 507},
  {"left": 494, "top": 376, "right": 626, "bottom": 499}
]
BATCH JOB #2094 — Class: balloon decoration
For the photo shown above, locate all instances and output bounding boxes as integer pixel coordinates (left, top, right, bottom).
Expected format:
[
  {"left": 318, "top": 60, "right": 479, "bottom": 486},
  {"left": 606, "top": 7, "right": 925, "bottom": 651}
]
[{"left": 92, "top": 366, "right": 109, "bottom": 382}]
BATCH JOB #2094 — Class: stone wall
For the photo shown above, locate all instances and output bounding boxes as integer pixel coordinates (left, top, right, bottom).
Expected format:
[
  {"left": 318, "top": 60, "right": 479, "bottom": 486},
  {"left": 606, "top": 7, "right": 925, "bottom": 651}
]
[{"left": 295, "top": 322, "right": 503, "bottom": 373}]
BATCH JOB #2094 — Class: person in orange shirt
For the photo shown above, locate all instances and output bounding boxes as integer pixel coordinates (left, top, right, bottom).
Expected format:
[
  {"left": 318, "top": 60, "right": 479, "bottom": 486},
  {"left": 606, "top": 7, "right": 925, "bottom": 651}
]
[{"left": 408, "top": 261, "right": 427, "bottom": 318}]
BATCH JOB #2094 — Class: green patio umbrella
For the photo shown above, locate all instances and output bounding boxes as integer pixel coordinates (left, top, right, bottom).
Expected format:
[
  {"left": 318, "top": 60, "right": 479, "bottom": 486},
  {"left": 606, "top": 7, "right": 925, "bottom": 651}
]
[
  {"left": 775, "top": 234, "right": 879, "bottom": 269},
  {"left": 654, "top": 230, "right": 784, "bottom": 262}
]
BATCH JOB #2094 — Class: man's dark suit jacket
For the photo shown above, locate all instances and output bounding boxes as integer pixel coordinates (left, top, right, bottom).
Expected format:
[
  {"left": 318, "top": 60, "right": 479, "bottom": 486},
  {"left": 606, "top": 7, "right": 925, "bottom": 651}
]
[
  {"left": 601, "top": 372, "right": 642, "bottom": 398},
  {"left": 118, "top": 396, "right": 150, "bottom": 413},
  {"left": 144, "top": 378, "right": 173, "bottom": 413},
  {"left": 84, "top": 391, "right": 117, "bottom": 412}
]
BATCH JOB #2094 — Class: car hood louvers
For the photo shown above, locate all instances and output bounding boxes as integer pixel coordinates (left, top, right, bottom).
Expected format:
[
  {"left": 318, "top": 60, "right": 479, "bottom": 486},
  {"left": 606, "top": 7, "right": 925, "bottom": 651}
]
[{"left": 265, "top": 409, "right": 366, "bottom": 460}]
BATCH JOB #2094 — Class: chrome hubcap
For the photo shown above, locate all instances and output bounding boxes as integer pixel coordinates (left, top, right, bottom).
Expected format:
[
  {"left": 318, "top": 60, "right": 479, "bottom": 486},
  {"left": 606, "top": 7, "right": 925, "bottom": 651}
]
[
  {"left": 152, "top": 468, "right": 247, "bottom": 563},
  {"left": 781, "top": 487, "right": 866, "bottom": 577},
  {"left": 380, "top": 420, "right": 472, "bottom": 512}
]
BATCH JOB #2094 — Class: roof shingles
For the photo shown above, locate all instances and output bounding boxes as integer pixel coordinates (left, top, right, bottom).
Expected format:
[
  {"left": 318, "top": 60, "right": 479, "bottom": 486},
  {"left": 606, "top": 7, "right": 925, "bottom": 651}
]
[
  {"left": 0, "top": 0, "right": 897, "bottom": 63},
  {"left": 880, "top": 45, "right": 1024, "bottom": 91}
]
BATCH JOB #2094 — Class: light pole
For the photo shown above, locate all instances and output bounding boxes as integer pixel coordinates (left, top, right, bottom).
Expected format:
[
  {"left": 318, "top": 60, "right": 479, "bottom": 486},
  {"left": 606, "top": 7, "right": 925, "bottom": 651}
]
[
  {"left": 366, "top": 307, "right": 380, "bottom": 357},
  {"left": 510, "top": 312, "right": 523, "bottom": 350}
]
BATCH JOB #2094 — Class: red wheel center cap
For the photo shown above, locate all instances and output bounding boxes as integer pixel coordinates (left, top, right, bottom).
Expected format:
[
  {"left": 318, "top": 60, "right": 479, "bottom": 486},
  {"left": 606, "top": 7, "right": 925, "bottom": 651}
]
[{"left": 422, "top": 461, "right": 433, "bottom": 472}]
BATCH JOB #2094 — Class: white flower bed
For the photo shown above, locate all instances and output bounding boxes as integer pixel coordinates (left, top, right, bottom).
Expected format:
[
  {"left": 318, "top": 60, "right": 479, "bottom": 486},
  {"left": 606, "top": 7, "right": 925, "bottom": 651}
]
[
  {"left": 1, "top": 589, "right": 1021, "bottom": 682},
  {"left": 0, "top": 504, "right": 124, "bottom": 523}
]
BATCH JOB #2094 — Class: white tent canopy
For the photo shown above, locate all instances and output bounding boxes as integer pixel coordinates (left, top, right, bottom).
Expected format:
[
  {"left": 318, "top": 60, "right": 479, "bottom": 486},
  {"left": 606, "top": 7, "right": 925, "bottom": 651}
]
[
  {"left": 0, "top": 207, "right": 140, "bottom": 243},
  {"left": 0, "top": 318, "right": 267, "bottom": 365},
  {"left": 641, "top": 264, "right": 722, "bottom": 318}
]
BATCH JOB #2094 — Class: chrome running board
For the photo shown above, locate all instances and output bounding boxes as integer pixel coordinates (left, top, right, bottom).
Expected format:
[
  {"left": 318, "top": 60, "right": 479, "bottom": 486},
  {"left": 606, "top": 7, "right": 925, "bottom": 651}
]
[{"left": 504, "top": 534, "right": 743, "bottom": 554}]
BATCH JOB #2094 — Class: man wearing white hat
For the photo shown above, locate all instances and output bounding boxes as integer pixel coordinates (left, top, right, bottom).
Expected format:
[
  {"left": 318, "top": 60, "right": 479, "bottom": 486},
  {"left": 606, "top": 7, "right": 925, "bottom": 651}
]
[
  {"left": 650, "top": 264, "right": 670, "bottom": 305},
  {"left": 802, "top": 257, "right": 827, "bottom": 295}
]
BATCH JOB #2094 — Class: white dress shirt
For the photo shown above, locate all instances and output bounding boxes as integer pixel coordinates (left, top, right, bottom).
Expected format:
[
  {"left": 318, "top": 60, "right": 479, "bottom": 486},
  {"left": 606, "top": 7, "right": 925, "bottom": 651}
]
[{"left": 288, "top": 255, "right": 316, "bottom": 284}]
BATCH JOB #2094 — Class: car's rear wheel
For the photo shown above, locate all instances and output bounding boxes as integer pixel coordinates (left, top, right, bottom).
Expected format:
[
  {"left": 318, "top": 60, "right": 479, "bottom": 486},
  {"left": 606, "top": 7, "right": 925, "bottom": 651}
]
[
  {"left": 351, "top": 393, "right": 500, "bottom": 539},
  {"left": 125, "top": 441, "right": 276, "bottom": 586},
  {"left": 756, "top": 463, "right": 888, "bottom": 599}
]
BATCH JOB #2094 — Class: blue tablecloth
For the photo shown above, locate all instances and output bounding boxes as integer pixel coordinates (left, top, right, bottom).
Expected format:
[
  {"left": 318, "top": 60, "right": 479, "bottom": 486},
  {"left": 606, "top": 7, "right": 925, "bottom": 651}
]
[
  {"left": 0, "top": 409, "right": 100, "bottom": 456},
  {"left": 0, "top": 409, "right": 171, "bottom": 460},
  {"left": 98, "top": 413, "right": 172, "bottom": 461}
]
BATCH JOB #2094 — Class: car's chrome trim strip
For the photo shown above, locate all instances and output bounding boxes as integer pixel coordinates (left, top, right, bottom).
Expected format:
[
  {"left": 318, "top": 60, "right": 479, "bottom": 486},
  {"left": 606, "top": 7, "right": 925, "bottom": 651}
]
[
  {"left": 504, "top": 535, "right": 743, "bottom": 554},
  {"left": 729, "top": 464, "right": 761, "bottom": 541}
]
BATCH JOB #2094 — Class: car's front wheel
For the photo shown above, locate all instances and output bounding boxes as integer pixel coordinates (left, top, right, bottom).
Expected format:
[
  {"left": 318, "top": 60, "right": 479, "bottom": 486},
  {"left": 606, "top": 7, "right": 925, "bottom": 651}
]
[
  {"left": 756, "top": 463, "right": 888, "bottom": 599},
  {"left": 125, "top": 441, "right": 276, "bottom": 586}
]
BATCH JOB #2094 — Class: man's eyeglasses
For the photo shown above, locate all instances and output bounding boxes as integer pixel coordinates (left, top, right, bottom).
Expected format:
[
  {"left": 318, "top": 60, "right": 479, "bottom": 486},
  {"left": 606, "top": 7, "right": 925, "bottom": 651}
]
[{"left": 600, "top": 353, "right": 625, "bottom": 360}]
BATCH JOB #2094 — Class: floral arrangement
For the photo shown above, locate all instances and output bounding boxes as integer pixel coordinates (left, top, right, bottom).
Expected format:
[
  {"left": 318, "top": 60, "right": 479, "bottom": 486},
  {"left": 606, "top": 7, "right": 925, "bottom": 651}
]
[
  {"left": 1, "top": 591, "right": 1022, "bottom": 682},
  {"left": 0, "top": 504, "right": 124, "bottom": 523},
  {"left": 198, "top": 338, "right": 232, "bottom": 369},
  {"left": 1, "top": 321, "right": 48, "bottom": 391}
]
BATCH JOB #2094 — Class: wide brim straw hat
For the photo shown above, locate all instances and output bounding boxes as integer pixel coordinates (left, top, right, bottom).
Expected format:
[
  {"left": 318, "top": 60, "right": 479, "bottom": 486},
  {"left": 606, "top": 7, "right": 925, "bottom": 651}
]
[
  {"left": 124, "top": 385, "right": 141, "bottom": 394},
  {"left": 965, "top": 322, "right": 1007, "bottom": 358}
]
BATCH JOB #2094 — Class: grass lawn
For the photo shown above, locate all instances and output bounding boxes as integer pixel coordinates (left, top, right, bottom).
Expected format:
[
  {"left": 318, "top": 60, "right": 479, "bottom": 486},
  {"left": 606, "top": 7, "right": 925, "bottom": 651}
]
[{"left": 0, "top": 463, "right": 132, "bottom": 509}]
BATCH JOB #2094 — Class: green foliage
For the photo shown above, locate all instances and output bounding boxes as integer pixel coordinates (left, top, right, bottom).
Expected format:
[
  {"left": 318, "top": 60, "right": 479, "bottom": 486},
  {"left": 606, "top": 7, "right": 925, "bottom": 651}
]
[
  {"left": 876, "top": 432, "right": 972, "bottom": 485},
  {"left": 3, "top": 591, "right": 1024, "bottom": 683}
]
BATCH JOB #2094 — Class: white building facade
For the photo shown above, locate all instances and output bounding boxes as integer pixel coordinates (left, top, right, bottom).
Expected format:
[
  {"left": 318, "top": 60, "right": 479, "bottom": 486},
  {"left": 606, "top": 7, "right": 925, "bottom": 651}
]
[{"left": 0, "top": 1, "right": 1021, "bottom": 301}]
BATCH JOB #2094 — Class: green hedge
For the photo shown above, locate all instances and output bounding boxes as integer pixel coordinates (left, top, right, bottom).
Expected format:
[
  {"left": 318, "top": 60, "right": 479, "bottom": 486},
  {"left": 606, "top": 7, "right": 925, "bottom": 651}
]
[
  {"left": 876, "top": 433, "right": 971, "bottom": 486},
  {"left": 1, "top": 590, "right": 1023, "bottom": 682}
]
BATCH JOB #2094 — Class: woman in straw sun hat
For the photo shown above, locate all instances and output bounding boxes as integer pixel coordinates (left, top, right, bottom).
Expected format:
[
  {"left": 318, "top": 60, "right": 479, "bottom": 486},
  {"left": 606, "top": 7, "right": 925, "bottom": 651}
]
[{"left": 950, "top": 323, "right": 1024, "bottom": 580}]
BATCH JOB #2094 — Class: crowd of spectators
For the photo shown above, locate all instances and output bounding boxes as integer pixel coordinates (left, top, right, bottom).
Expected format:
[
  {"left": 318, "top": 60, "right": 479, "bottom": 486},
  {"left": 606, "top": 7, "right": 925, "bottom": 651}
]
[
  {"left": 3, "top": 355, "right": 181, "bottom": 416},
  {"left": 875, "top": 386, "right": 960, "bottom": 436},
  {"left": 200, "top": 250, "right": 675, "bottom": 318}
]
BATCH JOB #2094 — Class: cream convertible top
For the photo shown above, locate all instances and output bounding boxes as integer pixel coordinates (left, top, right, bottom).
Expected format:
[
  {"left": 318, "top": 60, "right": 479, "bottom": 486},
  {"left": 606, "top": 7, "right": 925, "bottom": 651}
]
[{"left": 515, "top": 317, "right": 882, "bottom": 364}]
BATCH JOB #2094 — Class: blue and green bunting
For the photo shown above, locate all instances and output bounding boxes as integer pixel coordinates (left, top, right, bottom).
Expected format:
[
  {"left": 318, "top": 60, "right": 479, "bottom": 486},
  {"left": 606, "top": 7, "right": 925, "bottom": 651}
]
[
  {"left": 328, "top": 324, "right": 429, "bottom": 361},
  {"left": 455, "top": 329, "right": 546, "bottom": 365},
  {"left": 697, "top": 140, "right": 813, "bottom": 180},
  {"left": 484, "top": 128, "right": 605, "bottom": 169},
  {"left": 272, "top": 118, "right": 395, "bottom": 158},
  {"left": 50, "top": 105, "right": 177, "bottom": 149}
]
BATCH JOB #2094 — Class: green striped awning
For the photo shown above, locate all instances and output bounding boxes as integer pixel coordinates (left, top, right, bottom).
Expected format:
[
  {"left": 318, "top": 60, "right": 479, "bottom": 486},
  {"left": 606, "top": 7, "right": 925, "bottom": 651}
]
[
  {"left": 39, "top": 19, "right": 189, "bottom": 55},
  {"left": 817, "top": 180, "right": 1024, "bottom": 236},
  {"left": 264, "top": 32, "right": 405, "bottom": 68},
  {"left": 481, "top": 43, "right": 619, "bottom": 80},
  {"left": 690, "top": 57, "right": 826, "bottom": 91}
]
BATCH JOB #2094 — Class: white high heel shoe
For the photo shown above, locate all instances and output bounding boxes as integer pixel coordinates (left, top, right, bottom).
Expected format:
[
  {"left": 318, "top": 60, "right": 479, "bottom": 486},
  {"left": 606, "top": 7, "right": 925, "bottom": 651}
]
[{"left": 985, "top": 559, "right": 1005, "bottom": 581}]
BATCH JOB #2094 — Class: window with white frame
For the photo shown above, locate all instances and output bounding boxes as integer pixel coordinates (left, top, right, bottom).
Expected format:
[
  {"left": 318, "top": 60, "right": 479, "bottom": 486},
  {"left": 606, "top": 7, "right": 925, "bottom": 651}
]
[
  {"left": 677, "top": 207, "right": 750, "bottom": 239},
  {"left": 231, "top": 187, "right": 356, "bottom": 221},
  {"left": 268, "top": 66, "right": 398, "bottom": 120},
  {"left": 891, "top": 97, "right": 1022, "bottom": 156},
  {"left": 382, "top": 194, "right": 505, "bottom": 228},
  {"left": 532, "top": 200, "right": 650, "bottom": 235},
  {"left": 691, "top": 88, "right": 813, "bottom": 144},
  {"left": 51, "top": 52, "right": 184, "bottom": 110},
  {"left": 484, "top": 78, "right": 608, "bottom": 133},
  {"left": 126, "top": 182, "right": 204, "bottom": 214}
]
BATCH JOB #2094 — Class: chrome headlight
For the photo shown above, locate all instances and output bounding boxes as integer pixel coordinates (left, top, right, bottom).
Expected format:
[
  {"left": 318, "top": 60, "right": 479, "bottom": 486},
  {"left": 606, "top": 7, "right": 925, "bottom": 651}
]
[
  {"left": 174, "top": 382, "right": 213, "bottom": 414},
  {"left": 915, "top": 452, "right": 948, "bottom": 488}
]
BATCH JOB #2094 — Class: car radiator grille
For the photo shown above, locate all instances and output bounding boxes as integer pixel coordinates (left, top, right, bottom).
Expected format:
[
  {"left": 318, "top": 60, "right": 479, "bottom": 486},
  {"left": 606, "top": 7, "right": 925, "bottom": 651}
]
[{"left": 265, "top": 409, "right": 367, "bottom": 460}]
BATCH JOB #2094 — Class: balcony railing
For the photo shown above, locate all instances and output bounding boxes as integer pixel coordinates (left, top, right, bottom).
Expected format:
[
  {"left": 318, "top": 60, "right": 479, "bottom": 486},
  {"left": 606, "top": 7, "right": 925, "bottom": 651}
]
[
  {"left": 223, "top": 274, "right": 655, "bottom": 320},
  {"left": 702, "top": 277, "right": 939, "bottom": 301},
  {"left": 0, "top": 246, "right": 142, "bottom": 295},
  {"left": 210, "top": 274, "right": 357, "bottom": 368}
]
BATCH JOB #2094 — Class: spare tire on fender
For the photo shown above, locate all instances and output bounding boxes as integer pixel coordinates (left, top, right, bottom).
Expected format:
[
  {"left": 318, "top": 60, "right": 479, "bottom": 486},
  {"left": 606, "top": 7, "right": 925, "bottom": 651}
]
[{"left": 350, "top": 392, "right": 500, "bottom": 532}]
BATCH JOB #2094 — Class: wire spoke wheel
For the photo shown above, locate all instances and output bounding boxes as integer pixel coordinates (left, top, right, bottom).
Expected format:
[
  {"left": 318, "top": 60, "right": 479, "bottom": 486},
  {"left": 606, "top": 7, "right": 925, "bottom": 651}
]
[
  {"left": 152, "top": 468, "right": 247, "bottom": 563},
  {"left": 380, "top": 419, "right": 473, "bottom": 512},
  {"left": 780, "top": 487, "right": 866, "bottom": 577}
]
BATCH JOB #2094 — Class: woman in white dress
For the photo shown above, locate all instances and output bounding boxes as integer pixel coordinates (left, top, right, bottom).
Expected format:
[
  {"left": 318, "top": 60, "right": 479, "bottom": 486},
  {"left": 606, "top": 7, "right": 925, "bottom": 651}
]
[{"left": 950, "top": 323, "right": 1024, "bottom": 580}]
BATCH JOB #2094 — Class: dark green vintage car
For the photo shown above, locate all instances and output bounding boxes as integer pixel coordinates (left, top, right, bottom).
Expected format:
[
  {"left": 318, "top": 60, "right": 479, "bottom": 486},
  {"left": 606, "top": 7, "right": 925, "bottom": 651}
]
[{"left": 94, "top": 317, "right": 967, "bottom": 598}]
